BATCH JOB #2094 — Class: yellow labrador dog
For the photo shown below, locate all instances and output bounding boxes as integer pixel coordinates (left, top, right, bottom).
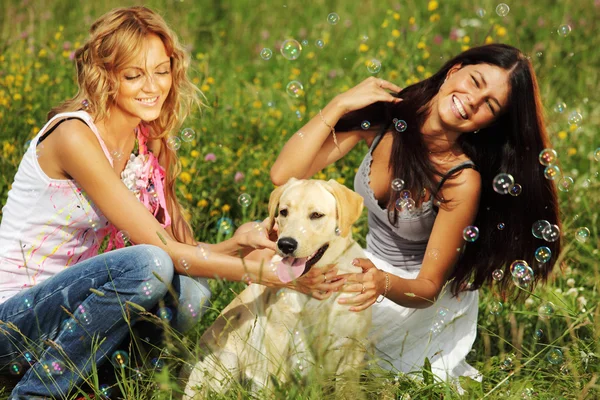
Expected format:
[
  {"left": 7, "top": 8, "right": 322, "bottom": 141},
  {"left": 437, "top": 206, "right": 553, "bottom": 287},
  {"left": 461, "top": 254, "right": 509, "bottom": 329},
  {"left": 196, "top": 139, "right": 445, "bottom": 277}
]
[{"left": 183, "top": 178, "right": 371, "bottom": 398}]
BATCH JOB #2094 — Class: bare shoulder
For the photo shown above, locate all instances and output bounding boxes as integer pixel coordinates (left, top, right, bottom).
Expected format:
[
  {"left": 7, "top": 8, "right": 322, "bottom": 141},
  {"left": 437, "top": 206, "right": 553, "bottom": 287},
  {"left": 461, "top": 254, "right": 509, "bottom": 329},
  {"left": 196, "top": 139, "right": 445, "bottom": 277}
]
[{"left": 442, "top": 166, "right": 481, "bottom": 204}]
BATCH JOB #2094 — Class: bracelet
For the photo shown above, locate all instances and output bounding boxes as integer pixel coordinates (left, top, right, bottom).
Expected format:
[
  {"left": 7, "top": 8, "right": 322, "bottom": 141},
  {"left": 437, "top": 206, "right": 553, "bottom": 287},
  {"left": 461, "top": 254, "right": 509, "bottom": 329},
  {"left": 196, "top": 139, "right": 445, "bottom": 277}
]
[
  {"left": 319, "top": 109, "right": 339, "bottom": 149},
  {"left": 376, "top": 271, "right": 390, "bottom": 303}
]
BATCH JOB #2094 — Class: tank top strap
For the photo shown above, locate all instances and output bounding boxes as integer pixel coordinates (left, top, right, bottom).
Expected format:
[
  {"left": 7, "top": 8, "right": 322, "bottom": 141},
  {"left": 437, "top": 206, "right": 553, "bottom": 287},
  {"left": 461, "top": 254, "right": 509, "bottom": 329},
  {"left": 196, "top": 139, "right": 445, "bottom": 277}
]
[
  {"left": 39, "top": 111, "right": 114, "bottom": 167},
  {"left": 434, "top": 160, "right": 477, "bottom": 193},
  {"left": 368, "top": 124, "right": 389, "bottom": 152}
]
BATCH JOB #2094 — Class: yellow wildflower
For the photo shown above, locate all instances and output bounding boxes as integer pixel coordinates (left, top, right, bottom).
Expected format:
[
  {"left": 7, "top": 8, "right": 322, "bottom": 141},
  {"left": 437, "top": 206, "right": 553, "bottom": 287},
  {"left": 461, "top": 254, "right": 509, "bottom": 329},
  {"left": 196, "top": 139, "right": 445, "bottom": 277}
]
[
  {"left": 197, "top": 199, "right": 208, "bottom": 208},
  {"left": 256, "top": 182, "right": 264, "bottom": 188},
  {"left": 392, "top": 29, "right": 401, "bottom": 38},
  {"left": 567, "top": 148, "right": 577, "bottom": 156},
  {"left": 387, "top": 41, "right": 395, "bottom": 48},
  {"left": 307, "top": 52, "right": 315, "bottom": 60},
  {"left": 272, "top": 82, "right": 282, "bottom": 90},
  {"left": 3, "top": 141, "right": 16, "bottom": 157},
  {"left": 417, "top": 42, "right": 426, "bottom": 49},
  {"left": 463, "top": 35, "right": 471, "bottom": 44},
  {"left": 359, "top": 44, "right": 369, "bottom": 52},
  {"left": 252, "top": 168, "right": 260, "bottom": 176},
  {"left": 423, "top": 51, "right": 430, "bottom": 59},
  {"left": 191, "top": 150, "right": 200, "bottom": 158},
  {"left": 292, "top": 68, "right": 301, "bottom": 76},
  {"left": 38, "top": 49, "right": 47, "bottom": 58},
  {"left": 252, "top": 100, "right": 262, "bottom": 109},
  {"left": 210, "top": 210, "right": 219, "bottom": 217},
  {"left": 485, "top": 36, "right": 493, "bottom": 44},
  {"left": 569, "top": 124, "right": 577, "bottom": 132},
  {"left": 200, "top": 84, "right": 210, "bottom": 92},
  {"left": 54, "top": 32, "right": 61, "bottom": 41},
  {"left": 496, "top": 27, "right": 507, "bottom": 37},
  {"left": 409, "top": 16, "right": 416, "bottom": 25},
  {"left": 13, "top": 93, "right": 22, "bottom": 101},
  {"left": 180, "top": 156, "right": 190, "bottom": 168},
  {"left": 381, "top": 19, "right": 389, "bottom": 28},
  {"left": 430, "top": 14, "right": 440, "bottom": 22},
  {"left": 179, "top": 171, "right": 192, "bottom": 184},
  {"left": 184, "top": 193, "right": 193, "bottom": 201},
  {"left": 461, "top": 45, "right": 470, "bottom": 51},
  {"left": 221, "top": 204, "right": 230, "bottom": 212},
  {"left": 428, "top": 1, "right": 439, "bottom": 11},
  {"left": 393, "top": 12, "right": 400, "bottom": 20},
  {"left": 206, "top": 77, "right": 215, "bottom": 84},
  {"left": 336, "top": 177, "right": 346, "bottom": 184},
  {"left": 557, "top": 131, "right": 567, "bottom": 140},
  {"left": 192, "top": 77, "right": 200, "bottom": 85},
  {"left": 417, "top": 65, "right": 425, "bottom": 73}
]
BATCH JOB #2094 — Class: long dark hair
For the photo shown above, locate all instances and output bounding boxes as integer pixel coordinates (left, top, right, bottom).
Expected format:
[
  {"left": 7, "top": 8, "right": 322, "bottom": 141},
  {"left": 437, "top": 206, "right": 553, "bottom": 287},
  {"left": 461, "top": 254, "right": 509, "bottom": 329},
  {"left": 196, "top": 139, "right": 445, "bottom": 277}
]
[{"left": 337, "top": 44, "right": 561, "bottom": 297}]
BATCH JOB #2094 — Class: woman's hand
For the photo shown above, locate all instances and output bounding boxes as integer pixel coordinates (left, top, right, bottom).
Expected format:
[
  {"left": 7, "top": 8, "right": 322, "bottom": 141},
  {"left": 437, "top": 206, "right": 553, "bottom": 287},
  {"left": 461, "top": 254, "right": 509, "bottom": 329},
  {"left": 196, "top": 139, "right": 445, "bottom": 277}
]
[
  {"left": 237, "top": 220, "right": 277, "bottom": 252},
  {"left": 334, "top": 77, "right": 403, "bottom": 115},
  {"left": 289, "top": 264, "right": 347, "bottom": 300},
  {"left": 337, "top": 258, "right": 386, "bottom": 312}
]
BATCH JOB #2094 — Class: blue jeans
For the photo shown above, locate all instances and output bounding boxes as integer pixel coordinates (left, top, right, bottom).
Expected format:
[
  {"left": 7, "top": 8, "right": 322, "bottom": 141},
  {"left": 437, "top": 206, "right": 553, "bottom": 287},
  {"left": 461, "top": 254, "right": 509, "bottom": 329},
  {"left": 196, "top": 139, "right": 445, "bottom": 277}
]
[{"left": 0, "top": 245, "right": 211, "bottom": 399}]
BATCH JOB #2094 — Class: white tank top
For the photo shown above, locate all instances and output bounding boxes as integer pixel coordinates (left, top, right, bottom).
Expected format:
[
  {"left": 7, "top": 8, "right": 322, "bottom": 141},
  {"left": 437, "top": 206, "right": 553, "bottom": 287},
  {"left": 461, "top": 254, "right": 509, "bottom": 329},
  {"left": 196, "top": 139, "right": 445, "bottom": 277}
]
[{"left": 0, "top": 111, "right": 114, "bottom": 303}]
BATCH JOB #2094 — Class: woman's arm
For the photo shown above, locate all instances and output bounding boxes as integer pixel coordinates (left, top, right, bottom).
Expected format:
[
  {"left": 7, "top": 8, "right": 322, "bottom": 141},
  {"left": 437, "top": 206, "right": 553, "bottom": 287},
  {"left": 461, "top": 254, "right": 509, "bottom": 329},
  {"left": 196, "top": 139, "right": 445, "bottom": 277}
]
[
  {"left": 55, "top": 120, "right": 279, "bottom": 285},
  {"left": 340, "top": 168, "right": 482, "bottom": 310},
  {"left": 270, "top": 77, "right": 403, "bottom": 186}
]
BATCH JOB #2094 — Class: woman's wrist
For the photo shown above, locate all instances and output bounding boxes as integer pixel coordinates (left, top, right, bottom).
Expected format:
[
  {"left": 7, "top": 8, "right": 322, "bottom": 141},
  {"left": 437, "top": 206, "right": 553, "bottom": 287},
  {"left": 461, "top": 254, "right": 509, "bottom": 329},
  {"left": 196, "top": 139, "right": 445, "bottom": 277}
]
[{"left": 376, "top": 269, "right": 390, "bottom": 303}]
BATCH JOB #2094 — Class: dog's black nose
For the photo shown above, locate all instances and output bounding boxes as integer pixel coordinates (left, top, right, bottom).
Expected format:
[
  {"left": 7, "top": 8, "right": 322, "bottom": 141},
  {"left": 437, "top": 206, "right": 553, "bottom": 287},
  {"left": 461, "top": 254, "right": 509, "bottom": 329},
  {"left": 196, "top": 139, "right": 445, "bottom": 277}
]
[{"left": 277, "top": 237, "right": 298, "bottom": 255}]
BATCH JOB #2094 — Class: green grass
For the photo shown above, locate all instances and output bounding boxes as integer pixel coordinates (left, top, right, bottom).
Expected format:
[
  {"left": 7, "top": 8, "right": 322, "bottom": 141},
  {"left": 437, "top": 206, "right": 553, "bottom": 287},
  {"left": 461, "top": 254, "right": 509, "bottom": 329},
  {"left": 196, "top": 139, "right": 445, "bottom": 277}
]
[{"left": 1, "top": 0, "right": 599, "bottom": 398}]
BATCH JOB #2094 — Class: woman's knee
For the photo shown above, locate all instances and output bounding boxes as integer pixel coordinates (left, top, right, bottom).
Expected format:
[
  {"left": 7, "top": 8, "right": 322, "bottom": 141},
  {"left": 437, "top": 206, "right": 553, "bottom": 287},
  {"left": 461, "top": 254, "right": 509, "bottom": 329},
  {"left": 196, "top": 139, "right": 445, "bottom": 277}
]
[
  {"left": 171, "top": 275, "right": 212, "bottom": 332},
  {"left": 133, "top": 245, "right": 175, "bottom": 302}
]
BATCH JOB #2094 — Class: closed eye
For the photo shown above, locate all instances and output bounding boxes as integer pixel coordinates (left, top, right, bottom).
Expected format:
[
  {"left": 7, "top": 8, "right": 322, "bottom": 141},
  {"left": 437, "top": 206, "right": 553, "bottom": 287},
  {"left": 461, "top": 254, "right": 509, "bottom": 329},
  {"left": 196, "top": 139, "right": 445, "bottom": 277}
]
[
  {"left": 309, "top": 212, "right": 324, "bottom": 220},
  {"left": 125, "top": 75, "right": 141, "bottom": 81},
  {"left": 471, "top": 75, "right": 479, "bottom": 88}
]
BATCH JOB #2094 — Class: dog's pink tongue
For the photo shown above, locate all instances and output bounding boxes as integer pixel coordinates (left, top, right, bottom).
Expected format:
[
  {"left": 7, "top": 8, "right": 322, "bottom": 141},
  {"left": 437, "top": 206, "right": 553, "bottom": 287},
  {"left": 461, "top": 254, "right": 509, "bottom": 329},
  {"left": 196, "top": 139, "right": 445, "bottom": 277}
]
[{"left": 276, "top": 256, "right": 308, "bottom": 283}]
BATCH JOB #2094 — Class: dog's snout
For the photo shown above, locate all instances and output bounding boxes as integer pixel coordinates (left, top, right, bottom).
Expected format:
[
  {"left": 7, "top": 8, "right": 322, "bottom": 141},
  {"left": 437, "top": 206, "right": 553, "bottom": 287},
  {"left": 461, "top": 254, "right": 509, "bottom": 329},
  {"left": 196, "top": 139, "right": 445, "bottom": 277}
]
[{"left": 277, "top": 237, "right": 298, "bottom": 255}]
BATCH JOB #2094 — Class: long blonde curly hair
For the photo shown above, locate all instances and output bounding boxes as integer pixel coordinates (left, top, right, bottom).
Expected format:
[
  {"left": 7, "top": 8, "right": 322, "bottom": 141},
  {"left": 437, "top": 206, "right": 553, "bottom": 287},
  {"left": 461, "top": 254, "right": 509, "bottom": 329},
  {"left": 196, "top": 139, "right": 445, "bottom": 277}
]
[{"left": 49, "top": 6, "right": 203, "bottom": 244}]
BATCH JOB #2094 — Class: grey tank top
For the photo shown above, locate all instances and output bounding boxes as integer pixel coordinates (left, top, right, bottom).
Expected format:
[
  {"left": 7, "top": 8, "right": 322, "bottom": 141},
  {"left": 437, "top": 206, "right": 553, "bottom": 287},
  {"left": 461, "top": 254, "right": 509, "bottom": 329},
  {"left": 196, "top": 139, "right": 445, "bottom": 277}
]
[{"left": 353, "top": 132, "right": 476, "bottom": 272}]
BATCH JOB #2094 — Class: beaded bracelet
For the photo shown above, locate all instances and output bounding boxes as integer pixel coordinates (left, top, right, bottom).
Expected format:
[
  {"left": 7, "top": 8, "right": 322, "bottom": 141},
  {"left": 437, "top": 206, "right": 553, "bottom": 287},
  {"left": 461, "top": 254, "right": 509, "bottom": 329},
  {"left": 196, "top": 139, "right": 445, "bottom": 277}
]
[
  {"left": 319, "top": 109, "right": 339, "bottom": 149},
  {"left": 376, "top": 271, "right": 390, "bottom": 303}
]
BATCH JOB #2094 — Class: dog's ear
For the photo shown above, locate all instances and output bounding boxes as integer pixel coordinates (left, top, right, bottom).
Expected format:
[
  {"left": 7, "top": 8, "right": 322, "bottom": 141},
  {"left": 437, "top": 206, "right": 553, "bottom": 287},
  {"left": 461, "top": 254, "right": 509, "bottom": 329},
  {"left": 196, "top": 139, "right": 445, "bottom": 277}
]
[
  {"left": 266, "top": 177, "right": 298, "bottom": 230},
  {"left": 324, "top": 179, "right": 364, "bottom": 237}
]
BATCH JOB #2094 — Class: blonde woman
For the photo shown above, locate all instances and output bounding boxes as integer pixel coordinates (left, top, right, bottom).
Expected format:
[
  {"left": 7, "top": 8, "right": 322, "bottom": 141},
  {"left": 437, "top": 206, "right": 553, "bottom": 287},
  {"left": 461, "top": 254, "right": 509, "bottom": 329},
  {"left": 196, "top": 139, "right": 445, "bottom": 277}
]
[{"left": 0, "top": 7, "right": 338, "bottom": 398}]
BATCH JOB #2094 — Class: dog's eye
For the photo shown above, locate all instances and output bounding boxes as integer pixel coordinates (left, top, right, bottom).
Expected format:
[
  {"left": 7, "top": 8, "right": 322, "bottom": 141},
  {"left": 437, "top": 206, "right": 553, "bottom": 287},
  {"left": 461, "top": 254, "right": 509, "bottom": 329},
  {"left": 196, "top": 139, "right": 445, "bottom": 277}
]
[
  {"left": 279, "top": 209, "right": 288, "bottom": 217},
  {"left": 309, "top": 212, "right": 324, "bottom": 220}
]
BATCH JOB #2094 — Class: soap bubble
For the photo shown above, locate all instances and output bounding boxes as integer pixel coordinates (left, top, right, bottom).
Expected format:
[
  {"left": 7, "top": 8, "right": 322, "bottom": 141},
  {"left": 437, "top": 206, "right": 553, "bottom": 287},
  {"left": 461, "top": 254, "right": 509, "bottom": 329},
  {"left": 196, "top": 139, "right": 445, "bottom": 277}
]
[
  {"left": 327, "top": 12, "right": 340, "bottom": 25},
  {"left": 544, "top": 165, "right": 561, "bottom": 180},
  {"left": 9, "top": 362, "right": 23, "bottom": 376},
  {"left": 260, "top": 48, "right": 273, "bottom": 60},
  {"left": 532, "top": 220, "right": 550, "bottom": 239},
  {"left": 74, "top": 304, "right": 92, "bottom": 325},
  {"left": 116, "top": 230, "right": 130, "bottom": 245},
  {"left": 286, "top": 81, "right": 304, "bottom": 98},
  {"left": 557, "top": 24, "right": 572, "bottom": 37},
  {"left": 497, "top": 222, "right": 505, "bottom": 230},
  {"left": 399, "top": 189, "right": 411, "bottom": 199},
  {"left": 462, "top": 226, "right": 480, "bottom": 242},
  {"left": 151, "top": 357, "right": 165, "bottom": 371},
  {"left": 99, "top": 383, "right": 112, "bottom": 399},
  {"left": 496, "top": 3, "right": 510, "bottom": 17},
  {"left": 361, "top": 120, "right": 371, "bottom": 130},
  {"left": 553, "top": 102, "right": 567, "bottom": 113},
  {"left": 568, "top": 111, "right": 583, "bottom": 125},
  {"left": 547, "top": 349, "right": 564, "bottom": 365},
  {"left": 238, "top": 193, "right": 252, "bottom": 207},
  {"left": 180, "top": 128, "right": 196, "bottom": 143},
  {"left": 391, "top": 179, "right": 405, "bottom": 191},
  {"left": 534, "top": 246, "right": 552, "bottom": 263},
  {"left": 533, "top": 329, "right": 544, "bottom": 340},
  {"left": 539, "top": 148, "right": 558, "bottom": 166},
  {"left": 538, "top": 302, "right": 555, "bottom": 320},
  {"left": 476, "top": 8, "right": 486, "bottom": 17},
  {"left": 111, "top": 350, "right": 129, "bottom": 368},
  {"left": 394, "top": 119, "right": 407, "bottom": 132},
  {"left": 492, "top": 173, "right": 514, "bottom": 194},
  {"left": 512, "top": 265, "right": 534, "bottom": 289},
  {"left": 489, "top": 301, "right": 503, "bottom": 315},
  {"left": 500, "top": 356, "right": 514, "bottom": 370},
  {"left": 594, "top": 147, "right": 600, "bottom": 161},
  {"left": 575, "top": 227, "right": 590, "bottom": 243},
  {"left": 280, "top": 39, "right": 302, "bottom": 60},
  {"left": 492, "top": 269, "right": 504, "bottom": 281},
  {"left": 510, "top": 260, "right": 529, "bottom": 277},
  {"left": 395, "top": 198, "right": 416, "bottom": 212},
  {"left": 166, "top": 136, "right": 181, "bottom": 151},
  {"left": 509, "top": 183, "right": 522, "bottom": 196},
  {"left": 558, "top": 176, "right": 574, "bottom": 192},
  {"left": 41, "top": 360, "right": 65, "bottom": 376},
  {"left": 157, "top": 307, "right": 173, "bottom": 321},
  {"left": 367, "top": 59, "right": 382, "bottom": 74},
  {"left": 196, "top": 244, "right": 210, "bottom": 260},
  {"left": 315, "top": 39, "right": 324, "bottom": 48},
  {"left": 542, "top": 224, "right": 560, "bottom": 242},
  {"left": 178, "top": 257, "right": 190, "bottom": 270},
  {"left": 217, "top": 217, "right": 233, "bottom": 235}
]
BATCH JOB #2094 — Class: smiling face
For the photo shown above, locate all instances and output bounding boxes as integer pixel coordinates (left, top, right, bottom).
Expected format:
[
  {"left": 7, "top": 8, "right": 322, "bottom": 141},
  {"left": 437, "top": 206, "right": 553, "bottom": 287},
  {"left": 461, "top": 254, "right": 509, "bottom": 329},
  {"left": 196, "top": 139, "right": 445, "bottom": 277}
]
[
  {"left": 112, "top": 34, "right": 172, "bottom": 124},
  {"left": 435, "top": 63, "right": 512, "bottom": 132}
]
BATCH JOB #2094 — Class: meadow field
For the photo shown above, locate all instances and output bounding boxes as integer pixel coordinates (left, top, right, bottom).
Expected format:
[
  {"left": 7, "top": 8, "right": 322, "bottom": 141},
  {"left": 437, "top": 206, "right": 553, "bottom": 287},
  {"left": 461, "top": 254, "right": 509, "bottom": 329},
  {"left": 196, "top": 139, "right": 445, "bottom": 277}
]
[{"left": 0, "top": 0, "right": 599, "bottom": 398}]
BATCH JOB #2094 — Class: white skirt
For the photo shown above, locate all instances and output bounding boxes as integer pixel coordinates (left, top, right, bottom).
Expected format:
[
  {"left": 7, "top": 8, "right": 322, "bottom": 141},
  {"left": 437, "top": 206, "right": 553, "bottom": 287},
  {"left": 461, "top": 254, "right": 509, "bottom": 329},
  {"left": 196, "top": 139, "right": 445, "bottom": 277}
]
[{"left": 365, "top": 250, "right": 482, "bottom": 386}]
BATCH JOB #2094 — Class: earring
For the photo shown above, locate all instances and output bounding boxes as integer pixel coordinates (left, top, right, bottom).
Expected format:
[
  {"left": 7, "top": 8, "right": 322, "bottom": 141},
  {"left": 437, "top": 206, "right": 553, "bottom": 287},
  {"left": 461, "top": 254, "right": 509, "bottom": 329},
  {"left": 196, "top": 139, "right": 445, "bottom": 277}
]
[
  {"left": 473, "top": 129, "right": 480, "bottom": 134},
  {"left": 335, "top": 227, "right": 341, "bottom": 236}
]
